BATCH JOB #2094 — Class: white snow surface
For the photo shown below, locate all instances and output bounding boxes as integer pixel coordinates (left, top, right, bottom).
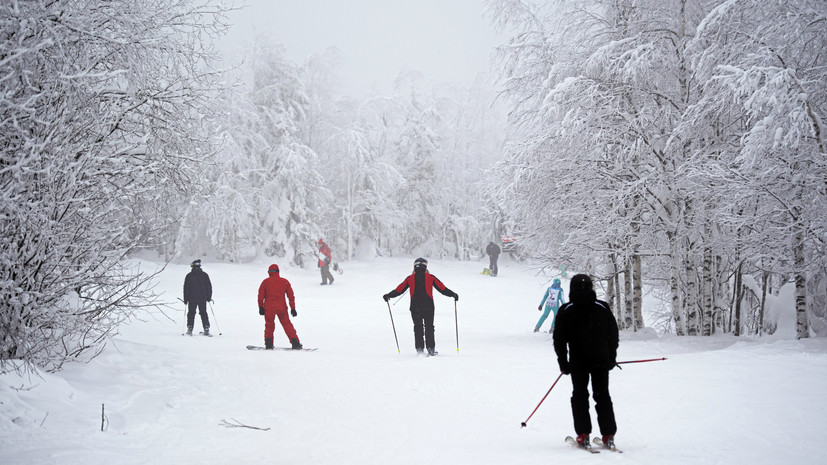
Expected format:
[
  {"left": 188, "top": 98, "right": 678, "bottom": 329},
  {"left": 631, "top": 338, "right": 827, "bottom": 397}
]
[{"left": 2, "top": 257, "right": 826, "bottom": 464}]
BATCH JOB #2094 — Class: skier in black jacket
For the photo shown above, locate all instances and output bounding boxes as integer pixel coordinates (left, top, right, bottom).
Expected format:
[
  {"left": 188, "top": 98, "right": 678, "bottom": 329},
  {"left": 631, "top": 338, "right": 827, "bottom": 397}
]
[
  {"left": 553, "top": 273, "right": 619, "bottom": 450},
  {"left": 183, "top": 259, "right": 212, "bottom": 336},
  {"left": 383, "top": 258, "right": 458, "bottom": 356}
]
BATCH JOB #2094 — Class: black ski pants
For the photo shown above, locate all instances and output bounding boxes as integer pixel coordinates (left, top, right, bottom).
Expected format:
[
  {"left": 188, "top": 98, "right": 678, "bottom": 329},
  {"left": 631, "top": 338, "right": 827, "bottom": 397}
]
[
  {"left": 410, "top": 305, "right": 435, "bottom": 351},
  {"left": 488, "top": 255, "right": 499, "bottom": 276},
  {"left": 570, "top": 367, "right": 617, "bottom": 436},
  {"left": 187, "top": 301, "right": 210, "bottom": 330}
]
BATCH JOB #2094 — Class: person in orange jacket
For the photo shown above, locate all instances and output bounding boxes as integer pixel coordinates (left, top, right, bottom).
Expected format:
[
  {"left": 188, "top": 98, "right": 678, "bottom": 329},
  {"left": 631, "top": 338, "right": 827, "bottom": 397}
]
[{"left": 257, "top": 264, "right": 302, "bottom": 350}]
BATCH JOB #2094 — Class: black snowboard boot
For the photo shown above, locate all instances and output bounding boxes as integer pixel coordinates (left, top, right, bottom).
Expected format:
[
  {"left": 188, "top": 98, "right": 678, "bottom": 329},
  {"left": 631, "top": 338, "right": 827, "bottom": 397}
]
[
  {"left": 265, "top": 338, "right": 274, "bottom": 350},
  {"left": 290, "top": 338, "right": 303, "bottom": 350}
]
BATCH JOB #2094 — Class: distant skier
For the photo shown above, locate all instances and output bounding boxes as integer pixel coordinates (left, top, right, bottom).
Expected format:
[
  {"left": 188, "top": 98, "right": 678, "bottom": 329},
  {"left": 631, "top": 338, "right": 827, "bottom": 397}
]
[
  {"left": 257, "top": 264, "right": 302, "bottom": 350},
  {"left": 382, "top": 258, "right": 458, "bottom": 356},
  {"left": 535, "top": 278, "right": 565, "bottom": 333},
  {"left": 553, "top": 274, "right": 619, "bottom": 450},
  {"left": 183, "top": 259, "right": 212, "bottom": 336},
  {"left": 317, "top": 238, "right": 335, "bottom": 285},
  {"left": 486, "top": 241, "right": 501, "bottom": 277}
]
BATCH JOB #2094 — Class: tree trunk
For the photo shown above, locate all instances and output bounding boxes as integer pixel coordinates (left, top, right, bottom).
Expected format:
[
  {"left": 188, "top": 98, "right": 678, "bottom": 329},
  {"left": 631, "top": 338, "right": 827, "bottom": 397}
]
[
  {"left": 701, "top": 241, "right": 714, "bottom": 336},
  {"left": 685, "top": 250, "right": 699, "bottom": 336},
  {"left": 624, "top": 258, "right": 634, "bottom": 330},
  {"left": 632, "top": 253, "right": 643, "bottom": 330},
  {"left": 733, "top": 263, "right": 742, "bottom": 336},
  {"left": 793, "top": 229, "right": 809, "bottom": 339},
  {"left": 670, "top": 235, "right": 684, "bottom": 335}
]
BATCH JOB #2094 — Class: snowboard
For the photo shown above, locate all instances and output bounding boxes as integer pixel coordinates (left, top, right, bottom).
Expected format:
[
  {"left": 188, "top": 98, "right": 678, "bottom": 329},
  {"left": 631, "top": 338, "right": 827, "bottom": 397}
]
[{"left": 246, "top": 345, "right": 317, "bottom": 352}]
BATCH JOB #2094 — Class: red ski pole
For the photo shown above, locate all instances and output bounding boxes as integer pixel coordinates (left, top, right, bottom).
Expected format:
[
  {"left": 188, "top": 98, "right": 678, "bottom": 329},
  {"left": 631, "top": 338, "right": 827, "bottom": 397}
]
[
  {"left": 520, "top": 373, "right": 564, "bottom": 428},
  {"left": 617, "top": 357, "right": 667, "bottom": 365}
]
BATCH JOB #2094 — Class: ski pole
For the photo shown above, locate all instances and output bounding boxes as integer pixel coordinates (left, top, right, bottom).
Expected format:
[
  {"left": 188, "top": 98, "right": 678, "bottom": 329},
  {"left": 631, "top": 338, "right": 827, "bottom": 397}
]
[
  {"left": 391, "top": 288, "right": 409, "bottom": 306},
  {"left": 617, "top": 357, "right": 667, "bottom": 365},
  {"left": 521, "top": 373, "right": 564, "bottom": 428},
  {"left": 178, "top": 298, "right": 188, "bottom": 335},
  {"left": 386, "top": 301, "right": 400, "bottom": 353},
  {"left": 454, "top": 300, "right": 459, "bottom": 353},
  {"left": 208, "top": 301, "right": 222, "bottom": 335}
]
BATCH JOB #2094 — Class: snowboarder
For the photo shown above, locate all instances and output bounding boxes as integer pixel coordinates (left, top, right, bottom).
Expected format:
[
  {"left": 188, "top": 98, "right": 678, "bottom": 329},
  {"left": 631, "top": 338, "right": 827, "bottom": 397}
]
[
  {"left": 486, "top": 241, "right": 501, "bottom": 277},
  {"left": 183, "top": 259, "right": 212, "bottom": 336},
  {"left": 553, "top": 273, "right": 619, "bottom": 450},
  {"left": 257, "top": 264, "right": 302, "bottom": 350},
  {"left": 536, "top": 278, "right": 565, "bottom": 333},
  {"left": 317, "top": 238, "right": 335, "bottom": 285},
  {"left": 382, "top": 258, "right": 458, "bottom": 356}
]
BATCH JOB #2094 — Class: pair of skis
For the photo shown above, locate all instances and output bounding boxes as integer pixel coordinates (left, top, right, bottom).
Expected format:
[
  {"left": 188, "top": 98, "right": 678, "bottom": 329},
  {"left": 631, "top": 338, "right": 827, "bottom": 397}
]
[
  {"left": 564, "top": 436, "right": 623, "bottom": 453},
  {"left": 246, "top": 345, "right": 317, "bottom": 352}
]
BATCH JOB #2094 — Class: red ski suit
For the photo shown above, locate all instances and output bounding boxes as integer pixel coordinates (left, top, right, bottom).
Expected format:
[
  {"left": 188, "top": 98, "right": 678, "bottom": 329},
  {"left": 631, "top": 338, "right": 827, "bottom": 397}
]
[{"left": 257, "top": 272, "right": 298, "bottom": 342}]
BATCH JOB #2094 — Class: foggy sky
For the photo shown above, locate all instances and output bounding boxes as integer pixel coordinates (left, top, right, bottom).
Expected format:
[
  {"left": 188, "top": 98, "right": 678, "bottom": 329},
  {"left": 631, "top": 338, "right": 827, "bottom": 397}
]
[{"left": 221, "top": 0, "right": 503, "bottom": 96}]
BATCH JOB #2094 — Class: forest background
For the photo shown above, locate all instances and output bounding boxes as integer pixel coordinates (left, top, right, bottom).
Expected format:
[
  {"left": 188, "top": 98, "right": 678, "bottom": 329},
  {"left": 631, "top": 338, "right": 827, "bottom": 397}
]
[{"left": 1, "top": 0, "right": 826, "bottom": 373}]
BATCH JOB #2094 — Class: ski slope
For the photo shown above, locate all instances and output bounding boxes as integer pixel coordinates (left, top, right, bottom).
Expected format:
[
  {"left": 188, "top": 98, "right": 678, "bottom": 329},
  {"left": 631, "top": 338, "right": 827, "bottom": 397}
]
[{"left": 2, "top": 257, "right": 826, "bottom": 464}]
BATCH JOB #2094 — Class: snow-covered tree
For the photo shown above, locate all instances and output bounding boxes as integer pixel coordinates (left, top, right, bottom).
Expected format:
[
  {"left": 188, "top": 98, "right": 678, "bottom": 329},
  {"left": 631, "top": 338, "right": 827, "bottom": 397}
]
[
  {"left": 0, "top": 0, "right": 229, "bottom": 371},
  {"left": 487, "top": 0, "right": 827, "bottom": 337}
]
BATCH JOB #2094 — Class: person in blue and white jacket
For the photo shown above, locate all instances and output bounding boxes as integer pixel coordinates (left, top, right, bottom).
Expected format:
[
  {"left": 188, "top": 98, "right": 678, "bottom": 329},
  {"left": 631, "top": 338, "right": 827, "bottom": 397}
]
[{"left": 535, "top": 278, "right": 565, "bottom": 333}]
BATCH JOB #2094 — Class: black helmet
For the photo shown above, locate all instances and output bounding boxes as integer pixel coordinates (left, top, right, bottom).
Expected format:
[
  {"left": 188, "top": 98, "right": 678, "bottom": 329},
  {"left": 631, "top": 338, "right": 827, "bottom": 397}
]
[
  {"left": 414, "top": 257, "right": 428, "bottom": 271},
  {"left": 191, "top": 259, "right": 202, "bottom": 268}
]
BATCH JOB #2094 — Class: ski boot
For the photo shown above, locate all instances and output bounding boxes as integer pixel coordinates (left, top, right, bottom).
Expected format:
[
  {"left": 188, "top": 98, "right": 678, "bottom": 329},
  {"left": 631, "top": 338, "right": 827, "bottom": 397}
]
[
  {"left": 203, "top": 328, "right": 210, "bottom": 336},
  {"left": 186, "top": 327, "right": 193, "bottom": 336},
  {"left": 265, "top": 338, "right": 274, "bottom": 350},
  {"left": 533, "top": 326, "right": 540, "bottom": 333},
  {"left": 290, "top": 338, "right": 303, "bottom": 350},
  {"left": 427, "top": 348, "right": 438, "bottom": 356},
  {"left": 601, "top": 435, "right": 616, "bottom": 449},
  {"left": 576, "top": 434, "right": 591, "bottom": 449}
]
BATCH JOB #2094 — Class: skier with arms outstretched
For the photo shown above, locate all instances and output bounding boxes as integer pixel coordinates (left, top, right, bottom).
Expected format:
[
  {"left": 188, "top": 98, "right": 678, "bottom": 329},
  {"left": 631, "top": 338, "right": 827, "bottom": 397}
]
[{"left": 382, "top": 258, "right": 458, "bottom": 356}]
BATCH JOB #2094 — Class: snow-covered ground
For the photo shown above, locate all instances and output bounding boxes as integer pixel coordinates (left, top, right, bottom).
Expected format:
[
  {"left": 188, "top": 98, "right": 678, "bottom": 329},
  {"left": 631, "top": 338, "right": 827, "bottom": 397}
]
[{"left": 2, "top": 257, "right": 826, "bottom": 464}]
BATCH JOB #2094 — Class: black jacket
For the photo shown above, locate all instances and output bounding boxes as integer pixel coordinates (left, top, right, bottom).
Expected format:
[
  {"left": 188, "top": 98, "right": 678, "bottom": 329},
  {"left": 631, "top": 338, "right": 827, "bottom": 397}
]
[
  {"left": 553, "top": 298, "right": 619, "bottom": 370},
  {"left": 183, "top": 267, "right": 212, "bottom": 303},
  {"left": 486, "top": 242, "right": 501, "bottom": 257}
]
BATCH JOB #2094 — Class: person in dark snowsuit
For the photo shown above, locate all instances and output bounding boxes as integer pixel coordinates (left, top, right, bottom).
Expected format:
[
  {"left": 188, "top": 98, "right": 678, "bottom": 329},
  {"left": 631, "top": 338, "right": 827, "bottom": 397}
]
[
  {"left": 257, "top": 264, "right": 302, "bottom": 350},
  {"left": 486, "top": 241, "right": 501, "bottom": 277},
  {"left": 383, "top": 258, "right": 458, "bottom": 355},
  {"left": 183, "top": 259, "right": 212, "bottom": 336},
  {"left": 317, "top": 238, "right": 335, "bottom": 285},
  {"left": 553, "top": 273, "right": 619, "bottom": 450}
]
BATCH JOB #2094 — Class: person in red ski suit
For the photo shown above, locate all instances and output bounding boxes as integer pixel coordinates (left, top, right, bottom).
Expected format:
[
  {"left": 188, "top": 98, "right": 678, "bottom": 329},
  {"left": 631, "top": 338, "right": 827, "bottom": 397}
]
[
  {"left": 317, "top": 238, "right": 335, "bottom": 285},
  {"left": 257, "top": 264, "right": 302, "bottom": 350},
  {"left": 382, "top": 258, "right": 458, "bottom": 356}
]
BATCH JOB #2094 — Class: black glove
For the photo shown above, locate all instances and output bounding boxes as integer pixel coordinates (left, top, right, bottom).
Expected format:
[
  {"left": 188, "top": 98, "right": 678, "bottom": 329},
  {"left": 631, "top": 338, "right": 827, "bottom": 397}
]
[
  {"left": 538, "top": 304, "right": 543, "bottom": 311},
  {"left": 291, "top": 308, "right": 297, "bottom": 317},
  {"left": 383, "top": 293, "right": 391, "bottom": 302},
  {"left": 558, "top": 359, "right": 571, "bottom": 375},
  {"left": 453, "top": 292, "right": 459, "bottom": 301},
  {"left": 607, "top": 360, "right": 619, "bottom": 371},
  {"left": 259, "top": 306, "right": 264, "bottom": 315},
  {"left": 184, "top": 301, "right": 188, "bottom": 306},
  {"left": 324, "top": 257, "right": 331, "bottom": 265}
]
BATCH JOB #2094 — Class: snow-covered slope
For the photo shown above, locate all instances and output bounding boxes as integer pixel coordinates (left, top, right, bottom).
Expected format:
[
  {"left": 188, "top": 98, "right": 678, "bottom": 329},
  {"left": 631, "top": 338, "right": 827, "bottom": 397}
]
[{"left": 2, "top": 257, "right": 826, "bottom": 464}]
